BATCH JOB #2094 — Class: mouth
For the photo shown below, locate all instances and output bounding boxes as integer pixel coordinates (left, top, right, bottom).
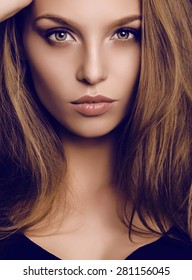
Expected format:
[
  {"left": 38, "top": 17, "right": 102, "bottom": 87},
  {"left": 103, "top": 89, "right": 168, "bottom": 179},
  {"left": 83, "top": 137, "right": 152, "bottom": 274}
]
[
  {"left": 71, "top": 95, "right": 115, "bottom": 104},
  {"left": 70, "top": 95, "right": 116, "bottom": 116}
]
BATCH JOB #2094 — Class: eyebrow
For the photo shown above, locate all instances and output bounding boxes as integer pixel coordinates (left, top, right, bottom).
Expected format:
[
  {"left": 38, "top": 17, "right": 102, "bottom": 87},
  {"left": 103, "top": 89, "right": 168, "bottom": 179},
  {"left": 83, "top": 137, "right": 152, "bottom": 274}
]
[{"left": 33, "top": 14, "right": 142, "bottom": 29}]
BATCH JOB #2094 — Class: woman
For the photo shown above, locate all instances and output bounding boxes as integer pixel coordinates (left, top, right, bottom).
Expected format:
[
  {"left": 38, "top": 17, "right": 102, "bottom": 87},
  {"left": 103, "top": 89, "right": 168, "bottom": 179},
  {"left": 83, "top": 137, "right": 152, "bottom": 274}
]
[{"left": 0, "top": 0, "right": 192, "bottom": 260}]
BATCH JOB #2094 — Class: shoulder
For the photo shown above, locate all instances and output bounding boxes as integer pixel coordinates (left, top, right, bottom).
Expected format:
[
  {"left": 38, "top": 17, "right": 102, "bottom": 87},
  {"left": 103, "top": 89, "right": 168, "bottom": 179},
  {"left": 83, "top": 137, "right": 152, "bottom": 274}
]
[
  {"left": 0, "top": 233, "right": 23, "bottom": 260},
  {"left": 126, "top": 227, "right": 192, "bottom": 260},
  {"left": 0, "top": 233, "right": 58, "bottom": 260}
]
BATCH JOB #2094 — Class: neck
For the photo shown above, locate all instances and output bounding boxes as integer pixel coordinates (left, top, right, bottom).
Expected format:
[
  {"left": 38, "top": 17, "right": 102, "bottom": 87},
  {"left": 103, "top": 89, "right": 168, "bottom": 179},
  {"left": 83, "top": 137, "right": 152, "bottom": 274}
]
[
  {"left": 27, "top": 129, "right": 121, "bottom": 235},
  {"left": 62, "top": 130, "right": 116, "bottom": 198}
]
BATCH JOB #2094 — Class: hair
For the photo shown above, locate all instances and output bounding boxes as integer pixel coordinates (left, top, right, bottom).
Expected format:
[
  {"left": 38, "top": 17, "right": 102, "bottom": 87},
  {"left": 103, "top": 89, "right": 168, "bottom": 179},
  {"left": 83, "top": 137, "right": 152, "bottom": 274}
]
[{"left": 0, "top": 0, "right": 192, "bottom": 239}]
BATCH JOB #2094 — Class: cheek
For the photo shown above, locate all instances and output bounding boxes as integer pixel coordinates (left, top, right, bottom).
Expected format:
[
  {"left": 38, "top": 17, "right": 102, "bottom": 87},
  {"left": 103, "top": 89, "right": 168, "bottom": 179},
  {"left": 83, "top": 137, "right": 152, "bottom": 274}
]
[
  {"left": 23, "top": 34, "right": 79, "bottom": 101},
  {"left": 110, "top": 43, "right": 141, "bottom": 98},
  {"left": 114, "top": 44, "right": 140, "bottom": 79}
]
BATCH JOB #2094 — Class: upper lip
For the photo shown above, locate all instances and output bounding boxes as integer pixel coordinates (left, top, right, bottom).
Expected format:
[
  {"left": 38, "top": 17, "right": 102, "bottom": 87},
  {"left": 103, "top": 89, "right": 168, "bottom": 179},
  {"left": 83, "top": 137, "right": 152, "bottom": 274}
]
[{"left": 71, "top": 95, "right": 115, "bottom": 104}]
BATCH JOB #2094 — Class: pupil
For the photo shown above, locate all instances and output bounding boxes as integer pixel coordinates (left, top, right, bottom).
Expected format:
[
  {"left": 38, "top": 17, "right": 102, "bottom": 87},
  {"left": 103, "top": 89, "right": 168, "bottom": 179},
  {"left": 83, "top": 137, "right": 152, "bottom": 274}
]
[
  {"left": 118, "top": 30, "right": 128, "bottom": 39},
  {"left": 56, "top": 32, "right": 66, "bottom": 40}
]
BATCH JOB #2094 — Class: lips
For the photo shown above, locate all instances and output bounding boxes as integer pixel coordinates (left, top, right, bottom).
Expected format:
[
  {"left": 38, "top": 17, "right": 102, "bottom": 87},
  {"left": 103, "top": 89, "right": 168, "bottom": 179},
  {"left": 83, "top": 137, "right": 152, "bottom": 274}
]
[
  {"left": 71, "top": 95, "right": 115, "bottom": 104},
  {"left": 70, "top": 95, "right": 115, "bottom": 116}
]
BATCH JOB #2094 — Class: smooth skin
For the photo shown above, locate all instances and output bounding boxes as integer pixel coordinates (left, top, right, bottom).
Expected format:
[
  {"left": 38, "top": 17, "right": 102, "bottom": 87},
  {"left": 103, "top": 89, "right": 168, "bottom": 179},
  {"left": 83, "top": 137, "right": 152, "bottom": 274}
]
[
  {"left": 0, "top": 0, "right": 33, "bottom": 22},
  {"left": 1, "top": 0, "right": 161, "bottom": 259},
  {"left": 23, "top": 0, "right": 141, "bottom": 139}
]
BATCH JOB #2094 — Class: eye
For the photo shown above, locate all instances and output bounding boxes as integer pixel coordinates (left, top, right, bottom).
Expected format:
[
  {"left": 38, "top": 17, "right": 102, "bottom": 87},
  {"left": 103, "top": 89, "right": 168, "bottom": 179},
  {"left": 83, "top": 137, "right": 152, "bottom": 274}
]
[
  {"left": 112, "top": 28, "right": 139, "bottom": 41},
  {"left": 46, "top": 29, "right": 75, "bottom": 43}
]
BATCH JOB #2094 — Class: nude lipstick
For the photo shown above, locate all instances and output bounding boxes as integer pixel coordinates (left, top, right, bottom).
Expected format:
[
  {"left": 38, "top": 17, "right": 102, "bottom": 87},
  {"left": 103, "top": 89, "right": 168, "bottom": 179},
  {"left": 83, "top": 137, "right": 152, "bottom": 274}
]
[{"left": 70, "top": 95, "right": 115, "bottom": 116}]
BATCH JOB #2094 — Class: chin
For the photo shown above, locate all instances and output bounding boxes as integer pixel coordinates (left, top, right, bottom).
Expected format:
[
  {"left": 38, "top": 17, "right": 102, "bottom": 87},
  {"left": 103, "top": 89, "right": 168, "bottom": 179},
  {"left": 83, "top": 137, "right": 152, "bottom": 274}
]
[{"left": 61, "top": 123, "right": 118, "bottom": 140}]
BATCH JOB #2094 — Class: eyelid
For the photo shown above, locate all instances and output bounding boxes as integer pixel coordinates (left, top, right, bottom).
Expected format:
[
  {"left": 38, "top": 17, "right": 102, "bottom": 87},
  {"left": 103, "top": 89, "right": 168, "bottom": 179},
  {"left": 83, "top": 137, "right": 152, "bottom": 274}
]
[
  {"left": 111, "top": 27, "right": 141, "bottom": 40},
  {"left": 43, "top": 27, "right": 77, "bottom": 42},
  {"left": 39, "top": 26, "right": 141, "bottom": 44}
]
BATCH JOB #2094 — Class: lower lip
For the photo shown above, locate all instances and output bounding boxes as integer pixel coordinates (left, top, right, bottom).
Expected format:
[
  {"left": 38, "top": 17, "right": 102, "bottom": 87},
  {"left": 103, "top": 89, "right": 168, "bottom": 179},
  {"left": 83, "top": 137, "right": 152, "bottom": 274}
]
[{"left": 71, "top": 102, "right": 114, "bottom": 116}]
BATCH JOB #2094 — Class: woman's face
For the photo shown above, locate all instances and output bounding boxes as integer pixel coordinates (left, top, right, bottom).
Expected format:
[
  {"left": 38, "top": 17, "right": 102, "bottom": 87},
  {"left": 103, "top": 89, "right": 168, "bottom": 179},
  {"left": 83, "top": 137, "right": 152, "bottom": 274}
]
[{"left": 23, "top": 0, "right": 141, "bottom": 138}]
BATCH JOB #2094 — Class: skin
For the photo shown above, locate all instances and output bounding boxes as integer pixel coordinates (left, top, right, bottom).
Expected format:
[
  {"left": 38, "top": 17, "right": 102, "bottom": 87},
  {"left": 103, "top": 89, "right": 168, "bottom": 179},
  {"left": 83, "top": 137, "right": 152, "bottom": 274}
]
[
  {"left": 23, "top": 0, "right": 160, "bottom": 260},
  {"left": 0, "top": 0, "right": 33, "bottom": 22},
  {"left": 23, "top": 0, "right": 141, "bottom": 138},
  {"left": 1, "top": 0, "right": 160, "bottom": 259}
]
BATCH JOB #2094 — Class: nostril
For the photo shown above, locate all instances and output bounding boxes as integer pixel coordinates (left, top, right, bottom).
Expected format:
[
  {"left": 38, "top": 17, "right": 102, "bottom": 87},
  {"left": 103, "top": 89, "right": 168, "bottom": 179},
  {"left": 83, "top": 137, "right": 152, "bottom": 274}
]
[{"left": 81, "top": 78, "right": 92, "bottom": 85}]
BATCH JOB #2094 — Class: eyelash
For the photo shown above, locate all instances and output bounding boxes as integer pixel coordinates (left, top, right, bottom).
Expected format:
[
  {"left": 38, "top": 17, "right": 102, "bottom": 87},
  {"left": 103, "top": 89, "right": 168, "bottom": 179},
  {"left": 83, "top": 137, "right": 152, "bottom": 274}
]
[
  {"left": 44, "top": 27, "right": 141, "bottom": 44},
  {"left": 112, "top": 28, "right": 141, "bottom": 41},
  {"left": 45, "top": 28, "right": 74, "bottom": 43}
]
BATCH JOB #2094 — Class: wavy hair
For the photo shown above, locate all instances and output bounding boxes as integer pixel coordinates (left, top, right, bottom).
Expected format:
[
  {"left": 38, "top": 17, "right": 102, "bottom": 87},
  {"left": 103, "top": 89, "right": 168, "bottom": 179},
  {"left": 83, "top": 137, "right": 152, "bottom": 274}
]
[
  {"left": 116, "top": 0, "right": 192, "bottom": 238},
  {"left": 0, "top": 0, "right": 192, "bottom": 239}
]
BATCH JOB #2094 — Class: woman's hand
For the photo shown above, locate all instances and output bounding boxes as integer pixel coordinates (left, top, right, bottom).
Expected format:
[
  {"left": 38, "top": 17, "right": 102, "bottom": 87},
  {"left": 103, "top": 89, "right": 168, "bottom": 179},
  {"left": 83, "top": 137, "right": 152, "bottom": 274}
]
[{"left": 0, "top": 0, "right": 33, "bottom": 22}]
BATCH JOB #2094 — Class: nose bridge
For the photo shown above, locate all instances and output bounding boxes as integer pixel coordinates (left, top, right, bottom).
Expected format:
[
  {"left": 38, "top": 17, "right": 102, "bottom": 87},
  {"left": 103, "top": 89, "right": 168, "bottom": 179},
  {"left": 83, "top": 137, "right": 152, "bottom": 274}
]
[{"left": 76, "top": 38, "right": 107, "bottom": 84}]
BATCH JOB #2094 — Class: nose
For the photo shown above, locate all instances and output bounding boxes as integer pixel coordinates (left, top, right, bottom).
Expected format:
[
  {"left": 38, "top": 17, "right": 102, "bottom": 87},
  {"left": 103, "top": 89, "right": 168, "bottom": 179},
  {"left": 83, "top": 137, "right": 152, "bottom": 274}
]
[{"left": 76, "top": 44, "right": 107, "bottom": 85}]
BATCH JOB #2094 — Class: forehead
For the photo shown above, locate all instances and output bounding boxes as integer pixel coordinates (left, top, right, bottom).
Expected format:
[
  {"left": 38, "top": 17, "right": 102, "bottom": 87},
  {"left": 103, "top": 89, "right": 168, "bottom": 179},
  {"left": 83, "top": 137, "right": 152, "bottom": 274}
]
[{"left": 30, "top": 0, "right": 141, "bottom": 25}]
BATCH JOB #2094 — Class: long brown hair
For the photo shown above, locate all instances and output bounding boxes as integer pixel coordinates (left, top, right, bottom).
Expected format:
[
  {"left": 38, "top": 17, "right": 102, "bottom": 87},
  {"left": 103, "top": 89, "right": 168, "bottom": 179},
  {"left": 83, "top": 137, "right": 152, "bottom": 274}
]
[
  {"left": 0, "top": 0, "right": 192, "bottom": 238},
  {"left": 0, "top": 15, "right": 65, "bottom": 234},
  {"left": 116, "top": 0, "right": 192, "bottom": 238}
]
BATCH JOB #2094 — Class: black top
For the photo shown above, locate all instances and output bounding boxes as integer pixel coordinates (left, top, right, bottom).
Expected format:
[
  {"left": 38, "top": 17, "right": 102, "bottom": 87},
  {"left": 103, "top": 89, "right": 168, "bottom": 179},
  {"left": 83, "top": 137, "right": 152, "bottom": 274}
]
[{"left": 0, "top": 227, "right": 192, "bottom": 260}]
